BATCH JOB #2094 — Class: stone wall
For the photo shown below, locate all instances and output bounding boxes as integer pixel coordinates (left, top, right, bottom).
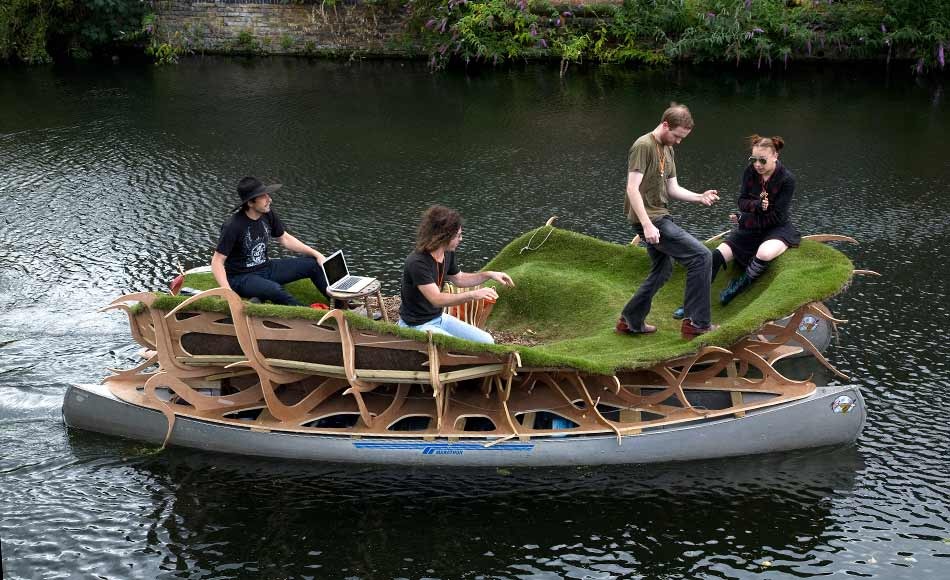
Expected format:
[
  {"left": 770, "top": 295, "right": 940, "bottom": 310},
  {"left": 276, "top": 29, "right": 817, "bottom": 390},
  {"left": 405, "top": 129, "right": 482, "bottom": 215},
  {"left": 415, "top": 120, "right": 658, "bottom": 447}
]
[{"left": 153, "top": 0, "right": 415, "bottom": 57}]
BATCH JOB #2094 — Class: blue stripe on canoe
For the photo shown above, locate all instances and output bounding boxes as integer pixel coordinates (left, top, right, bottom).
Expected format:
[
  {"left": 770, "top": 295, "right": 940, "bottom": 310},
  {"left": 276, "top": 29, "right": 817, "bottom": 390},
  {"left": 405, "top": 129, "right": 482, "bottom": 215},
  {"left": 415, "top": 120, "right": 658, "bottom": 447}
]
[{"left": 353, "top": 442, "right": 534, "bottom": 453}]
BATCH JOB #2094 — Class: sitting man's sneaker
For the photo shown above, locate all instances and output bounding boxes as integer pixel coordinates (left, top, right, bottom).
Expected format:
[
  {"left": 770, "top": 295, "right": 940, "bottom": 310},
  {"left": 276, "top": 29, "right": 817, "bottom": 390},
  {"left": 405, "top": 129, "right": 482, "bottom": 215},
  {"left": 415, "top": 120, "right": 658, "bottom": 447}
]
[
  {"left": 616, "top": 317, "right": 657, "bottom": 335},
  {"left": 720, "top": 273, "right": 752, "bottom": 306},
  {"left": 681, "top": 318, "right": 719, "bottom": 339},
  {"left": 672, "top": 306, "right": 685, "bottom": 319}
]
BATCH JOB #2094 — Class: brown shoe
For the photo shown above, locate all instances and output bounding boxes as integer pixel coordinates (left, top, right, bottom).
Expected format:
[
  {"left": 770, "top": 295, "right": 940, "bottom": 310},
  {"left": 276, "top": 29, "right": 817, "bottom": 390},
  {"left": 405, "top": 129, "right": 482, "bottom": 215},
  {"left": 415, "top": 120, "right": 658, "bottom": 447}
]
[
  {"left": 616, "top": 317, "right": 657, "bottom": 335},
  {"left": 681, "top": 318, "right": 719, "bottom": 339}
]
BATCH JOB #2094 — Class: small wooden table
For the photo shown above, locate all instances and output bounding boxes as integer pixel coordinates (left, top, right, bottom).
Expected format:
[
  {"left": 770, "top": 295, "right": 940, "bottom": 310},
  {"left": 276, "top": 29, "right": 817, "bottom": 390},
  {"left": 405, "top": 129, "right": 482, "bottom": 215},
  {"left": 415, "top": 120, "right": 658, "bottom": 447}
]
[{"left": 327, "top": 279, "right": 388, "bottom": 322}]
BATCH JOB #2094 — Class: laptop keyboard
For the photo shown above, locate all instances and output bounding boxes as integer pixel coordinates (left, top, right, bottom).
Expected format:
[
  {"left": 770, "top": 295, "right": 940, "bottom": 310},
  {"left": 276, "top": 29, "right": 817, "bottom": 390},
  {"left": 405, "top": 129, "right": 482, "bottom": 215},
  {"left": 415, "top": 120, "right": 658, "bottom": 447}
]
[{"left": 335, "top": 276, "right": 359, "bottom": 291}]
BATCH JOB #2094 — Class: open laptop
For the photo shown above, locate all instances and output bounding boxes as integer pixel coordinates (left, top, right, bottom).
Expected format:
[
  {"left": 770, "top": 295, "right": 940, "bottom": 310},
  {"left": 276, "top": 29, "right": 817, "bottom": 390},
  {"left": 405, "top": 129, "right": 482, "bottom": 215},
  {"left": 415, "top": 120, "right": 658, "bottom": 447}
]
[{"left": 321, "top": 250, "right": 376, "bottom": 294}]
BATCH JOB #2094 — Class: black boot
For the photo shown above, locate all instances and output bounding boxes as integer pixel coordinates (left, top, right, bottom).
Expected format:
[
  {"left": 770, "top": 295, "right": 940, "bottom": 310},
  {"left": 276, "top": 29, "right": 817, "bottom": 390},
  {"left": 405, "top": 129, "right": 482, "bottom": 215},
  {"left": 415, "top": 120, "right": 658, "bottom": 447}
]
[
  {"left": 719, "top": 273, "right": 752, "bottom": 305},
  {"left": 720, "top": 257, "right": 770, "bottom": 306}
]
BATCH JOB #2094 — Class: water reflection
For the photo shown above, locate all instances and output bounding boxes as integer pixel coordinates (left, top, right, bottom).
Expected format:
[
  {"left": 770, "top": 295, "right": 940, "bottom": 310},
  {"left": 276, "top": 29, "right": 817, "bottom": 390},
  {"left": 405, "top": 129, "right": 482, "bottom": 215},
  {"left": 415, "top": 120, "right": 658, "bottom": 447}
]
[{"left": 59, "top": 435, "right": 863, "bottom": 579}]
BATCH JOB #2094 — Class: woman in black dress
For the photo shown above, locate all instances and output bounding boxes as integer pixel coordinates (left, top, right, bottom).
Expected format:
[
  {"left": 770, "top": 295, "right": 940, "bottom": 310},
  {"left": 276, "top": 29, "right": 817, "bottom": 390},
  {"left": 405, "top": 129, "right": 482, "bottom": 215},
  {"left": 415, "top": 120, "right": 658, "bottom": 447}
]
[{"left": 716, "top": 134, "right": 801, "bottom": 305}]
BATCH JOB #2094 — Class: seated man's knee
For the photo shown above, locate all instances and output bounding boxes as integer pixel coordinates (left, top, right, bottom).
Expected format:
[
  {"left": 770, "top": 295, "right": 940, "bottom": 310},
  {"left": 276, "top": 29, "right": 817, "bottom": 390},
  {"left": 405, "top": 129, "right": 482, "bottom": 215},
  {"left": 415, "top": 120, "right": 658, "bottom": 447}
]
[{"left": 258, "top": 282, "right": 296, "bottom": 305}]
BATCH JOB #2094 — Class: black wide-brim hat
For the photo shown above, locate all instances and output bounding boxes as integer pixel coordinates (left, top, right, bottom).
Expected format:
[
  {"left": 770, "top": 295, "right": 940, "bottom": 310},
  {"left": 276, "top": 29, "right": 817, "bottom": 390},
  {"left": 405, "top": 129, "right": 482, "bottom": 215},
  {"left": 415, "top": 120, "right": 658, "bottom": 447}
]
[{"left": 234, "top": 176, "right": 281, "bottom": 210}]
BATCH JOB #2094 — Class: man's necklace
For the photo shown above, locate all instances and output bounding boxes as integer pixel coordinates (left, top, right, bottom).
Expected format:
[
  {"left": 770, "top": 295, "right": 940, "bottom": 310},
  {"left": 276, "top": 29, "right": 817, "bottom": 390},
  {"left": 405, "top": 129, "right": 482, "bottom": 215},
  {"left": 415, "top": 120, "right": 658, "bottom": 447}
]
[
  {"left": 436, "top": 259, "right": 445, "bottom": 288},
  {"left": 653, "top": 136, "right": 666, "bottom": 178}
]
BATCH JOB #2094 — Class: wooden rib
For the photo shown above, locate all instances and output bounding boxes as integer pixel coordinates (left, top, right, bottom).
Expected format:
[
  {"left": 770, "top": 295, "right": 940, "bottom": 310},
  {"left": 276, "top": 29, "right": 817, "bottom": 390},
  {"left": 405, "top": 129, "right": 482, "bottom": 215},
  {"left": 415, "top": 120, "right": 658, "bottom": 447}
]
[
  {"left": 802, "top": 234, "right": 859, "bottom": 244},
  {"left": 106, "top": 353, "right": 158, "bottom": 378},
  {"left": 317, "top": 308, "right": 377, "bottom": 428},
  {"left": 143, "top": 372, "right": 177, "bottom": 448},
  {"left": 805, "top": 301, "right": 848, "bottom": 325},
  {"left": 99, "top": 295, "right": 157, "bottom": 350},
  {"left": 368, "top": 384, "right": 411, "bottom": 433},
  {"left": 537, "top": 373, "right": 585, "bottom": 412},
  {"left": 790, "top": 328, "right": 850, "bottom": 381},
  {"left": 567, "top": 374, "right": 623, "bottom": 445},
  {"left": 728, "top": 361, "right": 745, "bottom": 418},
  {"left": 704, "top": 230, "right": 731, "bottom": 243},
  {"left": 176, "top": 355, "right": 246, "bottom": 366},
  {"left": 427, "top": 332, "right": 445, "bottom": 431}
]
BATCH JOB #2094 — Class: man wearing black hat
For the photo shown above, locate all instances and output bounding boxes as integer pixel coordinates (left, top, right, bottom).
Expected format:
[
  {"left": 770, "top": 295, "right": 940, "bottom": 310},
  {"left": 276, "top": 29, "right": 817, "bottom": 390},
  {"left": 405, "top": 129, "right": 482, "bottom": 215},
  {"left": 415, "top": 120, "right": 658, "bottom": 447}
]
[{"left": 210, "top": 176, "right": 329, "bottom": 306}]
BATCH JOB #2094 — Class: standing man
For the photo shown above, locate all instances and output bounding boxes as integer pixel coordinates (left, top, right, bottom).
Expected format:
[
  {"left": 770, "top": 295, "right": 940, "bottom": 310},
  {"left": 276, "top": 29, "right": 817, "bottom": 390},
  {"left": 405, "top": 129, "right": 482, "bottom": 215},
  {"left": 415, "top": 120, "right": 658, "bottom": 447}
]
[
  {"left": 211, "top": 176, "right": 330, "bottom": 306},
  {"left": 618, "top": 103, "right": 721, "bottom": 339}
]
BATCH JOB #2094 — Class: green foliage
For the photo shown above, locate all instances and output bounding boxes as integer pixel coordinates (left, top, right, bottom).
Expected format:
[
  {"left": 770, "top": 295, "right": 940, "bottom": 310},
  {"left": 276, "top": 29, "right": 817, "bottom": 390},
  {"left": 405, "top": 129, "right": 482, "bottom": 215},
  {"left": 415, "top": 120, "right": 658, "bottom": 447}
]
[
  {"left": 408, "top": 0, "right": 948, "bottom": 73},
  {"left": 146, "top": 40, "right": 182, "bottom": 65},
  {"left": 410, "top": 0, "right": 543, "bottom": 68},
  {"left": 0, "top": 0, "right": 147, "bottom": 63},
  {"left": 233, "top": 28, "right": 261, "bottom": 54},
  {"left": 280, "top": 33, "right": 295, "bottom": 51}
]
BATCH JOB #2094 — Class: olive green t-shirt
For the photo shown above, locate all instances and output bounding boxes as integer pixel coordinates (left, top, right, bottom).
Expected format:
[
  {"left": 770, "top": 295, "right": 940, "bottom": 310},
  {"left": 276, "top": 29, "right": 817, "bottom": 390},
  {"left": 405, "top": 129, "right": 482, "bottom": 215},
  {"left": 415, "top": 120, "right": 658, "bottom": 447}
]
[{"left": 623, "top": 132, "right": 676, "bottom": 223}]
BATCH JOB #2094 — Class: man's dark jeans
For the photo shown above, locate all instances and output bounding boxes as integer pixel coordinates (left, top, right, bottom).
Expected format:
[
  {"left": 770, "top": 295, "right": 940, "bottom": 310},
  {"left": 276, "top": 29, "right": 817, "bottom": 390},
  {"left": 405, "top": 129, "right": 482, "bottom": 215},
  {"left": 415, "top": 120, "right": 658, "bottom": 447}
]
[
  {"left": 228, "top": 257, "right": 328, "bottom": 306},
  {"left": 622, "top": 216, "right": 712, "bottom": 328}
]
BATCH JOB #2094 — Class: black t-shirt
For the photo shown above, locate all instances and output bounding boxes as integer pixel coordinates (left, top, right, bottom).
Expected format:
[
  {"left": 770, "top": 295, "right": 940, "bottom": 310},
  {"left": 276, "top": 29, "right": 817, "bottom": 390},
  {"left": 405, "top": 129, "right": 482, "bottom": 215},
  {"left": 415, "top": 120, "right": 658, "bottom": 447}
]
[
  {"left": 399, "top": 250, "right": 460, "bottom": 325},
  {"left": 215, "top": 210, "right": 286, "bottom": 275}
]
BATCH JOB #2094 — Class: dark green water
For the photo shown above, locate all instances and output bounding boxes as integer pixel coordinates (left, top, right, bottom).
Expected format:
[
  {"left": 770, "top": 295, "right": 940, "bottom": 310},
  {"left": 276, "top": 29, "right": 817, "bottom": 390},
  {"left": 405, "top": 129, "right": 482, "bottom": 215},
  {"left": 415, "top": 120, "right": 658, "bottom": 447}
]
[{"left": 1, "top": 58, "right": 948, "bottom": 579}]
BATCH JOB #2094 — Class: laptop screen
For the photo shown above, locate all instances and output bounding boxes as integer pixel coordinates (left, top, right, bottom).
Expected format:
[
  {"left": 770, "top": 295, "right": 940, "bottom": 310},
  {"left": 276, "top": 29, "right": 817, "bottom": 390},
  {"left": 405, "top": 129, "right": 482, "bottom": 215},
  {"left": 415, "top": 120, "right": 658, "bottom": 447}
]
[{"left": 322, "top": 252, "right": 348, "bottom": 285}]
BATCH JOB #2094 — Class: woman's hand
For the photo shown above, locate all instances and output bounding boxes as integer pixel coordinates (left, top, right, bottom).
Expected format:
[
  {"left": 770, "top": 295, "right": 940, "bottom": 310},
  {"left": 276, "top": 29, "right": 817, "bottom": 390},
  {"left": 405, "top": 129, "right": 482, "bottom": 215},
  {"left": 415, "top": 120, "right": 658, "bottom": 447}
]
[
  {"left": 488, "top": 271, "right": 515, "bottom": 287},
  {"left": 471, "top": 287, "right": 499, "bottom": 302},
  {"left": 761, "top": 197, "right": 770, "bottom": 211}
]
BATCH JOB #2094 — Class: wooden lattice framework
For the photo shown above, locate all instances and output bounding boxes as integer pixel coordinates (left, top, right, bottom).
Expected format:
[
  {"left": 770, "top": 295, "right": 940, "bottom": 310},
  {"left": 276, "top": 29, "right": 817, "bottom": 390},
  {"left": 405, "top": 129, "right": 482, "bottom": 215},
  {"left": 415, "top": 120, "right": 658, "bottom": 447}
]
[{"left": 101, "top": 288, "right": 851, "bottom": 448}]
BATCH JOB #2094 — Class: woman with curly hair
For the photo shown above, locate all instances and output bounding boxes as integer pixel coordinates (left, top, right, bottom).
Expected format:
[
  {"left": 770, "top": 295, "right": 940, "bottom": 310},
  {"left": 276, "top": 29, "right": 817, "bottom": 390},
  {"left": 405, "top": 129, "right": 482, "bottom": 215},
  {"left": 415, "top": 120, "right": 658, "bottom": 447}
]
[{"left": 398, "top": 205, "right": 514, "bottom": 343}]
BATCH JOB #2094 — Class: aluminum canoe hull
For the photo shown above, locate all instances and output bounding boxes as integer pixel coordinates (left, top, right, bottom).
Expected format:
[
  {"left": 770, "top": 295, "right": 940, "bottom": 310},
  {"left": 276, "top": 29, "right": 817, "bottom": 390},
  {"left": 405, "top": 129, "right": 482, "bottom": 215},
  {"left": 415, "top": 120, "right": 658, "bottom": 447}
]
[{"left": 63, "top": 383, "right": 865, "bottom": 467}]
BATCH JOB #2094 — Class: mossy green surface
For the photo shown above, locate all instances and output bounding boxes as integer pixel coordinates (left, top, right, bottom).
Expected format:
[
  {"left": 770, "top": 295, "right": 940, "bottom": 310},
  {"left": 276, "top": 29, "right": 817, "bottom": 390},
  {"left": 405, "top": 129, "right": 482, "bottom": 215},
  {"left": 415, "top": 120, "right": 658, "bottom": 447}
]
[{"left": 151, "top": 227, "right": 853, "bottom": 375}]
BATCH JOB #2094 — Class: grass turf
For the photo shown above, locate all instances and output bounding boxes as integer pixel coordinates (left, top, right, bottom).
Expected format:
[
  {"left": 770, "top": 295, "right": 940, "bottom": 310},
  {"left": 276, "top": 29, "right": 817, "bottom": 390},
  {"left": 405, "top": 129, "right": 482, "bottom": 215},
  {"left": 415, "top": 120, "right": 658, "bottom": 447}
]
[{"left": 147, "top": 226, "right": 854, "bottom": 375}]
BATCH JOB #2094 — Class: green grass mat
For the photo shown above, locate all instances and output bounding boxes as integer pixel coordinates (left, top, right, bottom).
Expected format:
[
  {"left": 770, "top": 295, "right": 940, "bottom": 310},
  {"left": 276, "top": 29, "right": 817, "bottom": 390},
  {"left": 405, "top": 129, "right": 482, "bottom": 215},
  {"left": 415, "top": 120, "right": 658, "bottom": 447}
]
[{"left": 147, "top": 226, "right": 854, "bottom": 375}]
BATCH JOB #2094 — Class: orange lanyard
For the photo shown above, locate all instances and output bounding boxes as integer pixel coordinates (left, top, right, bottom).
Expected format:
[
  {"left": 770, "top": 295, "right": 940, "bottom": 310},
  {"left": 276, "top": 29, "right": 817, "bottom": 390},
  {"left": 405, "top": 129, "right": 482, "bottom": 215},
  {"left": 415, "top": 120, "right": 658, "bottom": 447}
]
[
  {"left": 654, "top": 138, "right": 666, "bottom": 177},
  {"left": 436, "top": 260, "right": 445, "bottom": 289}
]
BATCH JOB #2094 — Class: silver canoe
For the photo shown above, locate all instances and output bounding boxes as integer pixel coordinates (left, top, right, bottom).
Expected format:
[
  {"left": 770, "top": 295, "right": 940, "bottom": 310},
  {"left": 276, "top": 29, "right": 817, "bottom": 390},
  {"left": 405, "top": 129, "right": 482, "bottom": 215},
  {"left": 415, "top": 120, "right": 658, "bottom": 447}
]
[{"left": 63, "top": 382, "right": 865, "bottom": 467}]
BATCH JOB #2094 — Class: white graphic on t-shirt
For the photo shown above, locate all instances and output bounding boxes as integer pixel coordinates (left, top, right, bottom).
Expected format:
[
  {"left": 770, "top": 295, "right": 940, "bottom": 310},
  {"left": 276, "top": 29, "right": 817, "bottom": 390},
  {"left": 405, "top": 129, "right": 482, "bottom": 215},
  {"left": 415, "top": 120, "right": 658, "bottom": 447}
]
[{"left": 243, "top": 227, "right": 268, "bottom": 269}]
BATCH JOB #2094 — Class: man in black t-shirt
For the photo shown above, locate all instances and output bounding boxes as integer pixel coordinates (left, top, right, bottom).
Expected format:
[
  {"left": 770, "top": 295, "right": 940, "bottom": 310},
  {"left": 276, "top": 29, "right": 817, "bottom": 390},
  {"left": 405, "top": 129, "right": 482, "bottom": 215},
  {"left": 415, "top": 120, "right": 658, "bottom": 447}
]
[
  {"left": 211, "top": 176, "right": 329, "bottom": 306},
  {"left": 398, "top": 205, "right": 514, "bottom": 344}
]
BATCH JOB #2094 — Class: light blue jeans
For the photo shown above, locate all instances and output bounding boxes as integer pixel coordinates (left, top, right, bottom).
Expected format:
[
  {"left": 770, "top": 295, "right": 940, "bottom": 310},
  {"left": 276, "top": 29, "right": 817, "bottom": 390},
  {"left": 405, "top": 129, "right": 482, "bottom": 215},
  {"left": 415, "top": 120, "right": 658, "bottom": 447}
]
[{"left": 397, "top": 313, "right": 494, "bottom": 344}]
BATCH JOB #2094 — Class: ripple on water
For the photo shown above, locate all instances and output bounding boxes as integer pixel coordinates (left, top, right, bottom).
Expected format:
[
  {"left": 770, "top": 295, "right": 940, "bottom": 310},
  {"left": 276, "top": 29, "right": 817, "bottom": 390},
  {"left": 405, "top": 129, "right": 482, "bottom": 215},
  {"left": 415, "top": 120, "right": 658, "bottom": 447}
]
[{"left": 1, "top": 60, "right": 949, "bottom": 579}]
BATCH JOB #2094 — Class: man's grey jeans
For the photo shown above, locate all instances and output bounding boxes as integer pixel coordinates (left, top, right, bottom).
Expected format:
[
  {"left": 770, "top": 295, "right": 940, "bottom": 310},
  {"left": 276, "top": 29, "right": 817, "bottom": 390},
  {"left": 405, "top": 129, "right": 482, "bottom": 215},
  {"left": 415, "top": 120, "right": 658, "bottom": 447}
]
[{"left": 622, "top": 216, "right": 712, "bottom": 329}]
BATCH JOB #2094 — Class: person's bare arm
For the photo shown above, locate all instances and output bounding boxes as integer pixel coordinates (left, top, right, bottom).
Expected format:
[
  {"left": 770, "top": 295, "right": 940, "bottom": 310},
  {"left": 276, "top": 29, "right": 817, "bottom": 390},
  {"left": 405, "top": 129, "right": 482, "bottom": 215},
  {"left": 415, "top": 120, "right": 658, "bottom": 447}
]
[
  {"left": 276, "top": 232, "right": 325, "bottom": 264},
  {"left": 626, "top": 171, "right": 660, "bottom": 244},
  {"left": 417, "top": 283, "right": 498, "bottom": 308},
  {"left": 666, "top": 177, "right": 719, "bottom": 206},
  {"left": 211, "top": 252, "right": 231, "bottom": 290},
  {"left": 447, "top": 271, "right": 514, "bottom": 288}
]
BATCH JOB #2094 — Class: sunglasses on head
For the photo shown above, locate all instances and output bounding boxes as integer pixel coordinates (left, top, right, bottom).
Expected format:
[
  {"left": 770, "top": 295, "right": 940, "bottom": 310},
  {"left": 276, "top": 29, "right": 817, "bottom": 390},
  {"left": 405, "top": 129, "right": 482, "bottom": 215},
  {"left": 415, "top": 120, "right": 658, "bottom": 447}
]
[{"left": 749, "top": 156, "right": 769, "bottom": 165}]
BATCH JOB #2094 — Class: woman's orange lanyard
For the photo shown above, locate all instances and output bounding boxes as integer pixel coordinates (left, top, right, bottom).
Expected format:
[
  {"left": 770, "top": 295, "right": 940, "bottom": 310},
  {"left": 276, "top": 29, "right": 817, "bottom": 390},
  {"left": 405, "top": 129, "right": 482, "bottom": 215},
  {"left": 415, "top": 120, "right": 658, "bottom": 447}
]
[{"left": 435, "top": 259, "right": 445, "bottom": 289}]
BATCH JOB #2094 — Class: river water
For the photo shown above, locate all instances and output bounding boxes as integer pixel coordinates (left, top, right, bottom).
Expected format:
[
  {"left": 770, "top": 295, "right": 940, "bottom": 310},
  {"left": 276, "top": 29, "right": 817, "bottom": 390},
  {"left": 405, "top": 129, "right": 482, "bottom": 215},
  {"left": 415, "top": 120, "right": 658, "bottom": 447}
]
[{"left": 1, "top": 58, "right": 947, "bottom": 579}]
